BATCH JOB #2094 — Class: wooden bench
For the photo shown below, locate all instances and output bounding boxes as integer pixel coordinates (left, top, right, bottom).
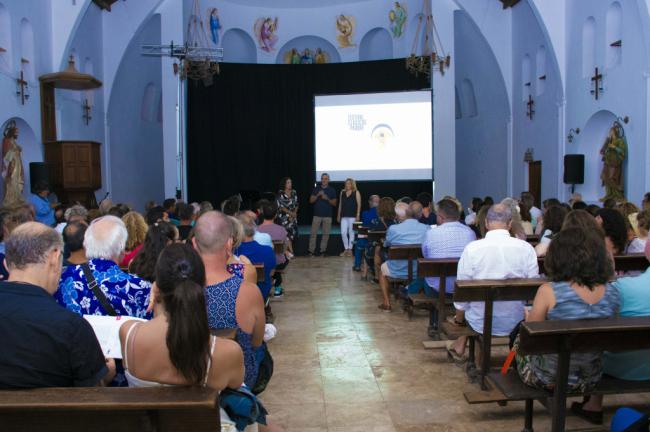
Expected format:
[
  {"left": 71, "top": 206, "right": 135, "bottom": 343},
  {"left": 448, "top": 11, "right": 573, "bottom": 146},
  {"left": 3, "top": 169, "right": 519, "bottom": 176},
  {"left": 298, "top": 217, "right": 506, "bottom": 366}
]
[
  {"left": 367, "top": 230, "right": 386, "bottom": 243},
  {"left": 253, "top": 263, "right": 265, "bottom": 283},
  {"left": 410, "top": 258, "right": 459, "bottom": 338},
  {"left": 352, "top": 221, "right": 362, "bottom": 232},
  {"left": 357, "top": 226, "right": 369, "bottom": 236},
  {"left": 272, "top": 240, "right": 285, "bottom": 256},
  {"left": 453, "top": 278, "right": 545, "bottom": 389},
  {"left": 471, "top": 317, "right": 650, "bottom": 432},
  {"left": 385, "top": 245, "right": 423, "bottom": 303},
  {"left": 0, "top": 386, "right": 220, "bottom": 432},
  {"left": 525, "top": 235, "right": 540, "bottom": 247},
  {"left": 537, "top": 253, "right": 649, "bottom": 274}
]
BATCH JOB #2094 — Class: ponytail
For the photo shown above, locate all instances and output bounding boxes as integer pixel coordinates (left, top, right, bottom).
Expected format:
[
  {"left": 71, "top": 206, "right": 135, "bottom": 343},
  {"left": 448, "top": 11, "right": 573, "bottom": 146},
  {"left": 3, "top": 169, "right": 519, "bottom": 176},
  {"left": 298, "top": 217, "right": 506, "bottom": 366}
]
[{"left": 164, "top": 279, "right": 210, "bottom": 385}]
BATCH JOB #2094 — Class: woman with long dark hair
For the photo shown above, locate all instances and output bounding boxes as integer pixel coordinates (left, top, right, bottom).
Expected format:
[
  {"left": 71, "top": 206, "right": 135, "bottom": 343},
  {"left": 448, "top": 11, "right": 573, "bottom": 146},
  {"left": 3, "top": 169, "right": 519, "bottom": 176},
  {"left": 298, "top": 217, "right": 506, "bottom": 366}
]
[
  {"left": 129, "top": 221, "right": 178, "bottom": 282},
  {"left": 119, "top": 243, "right": 243, "bottom": 390},
  {"left": 276, "top": 177, "right": 298, "bottom": 257}
]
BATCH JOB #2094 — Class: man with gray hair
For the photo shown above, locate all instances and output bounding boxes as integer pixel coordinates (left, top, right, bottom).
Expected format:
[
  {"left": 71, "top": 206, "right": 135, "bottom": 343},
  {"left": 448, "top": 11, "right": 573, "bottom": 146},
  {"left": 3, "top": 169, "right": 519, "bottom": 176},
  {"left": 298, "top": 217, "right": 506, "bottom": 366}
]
[
  {"left": 378, "top": 201, "right": 430, "bottom": 311},
  {"left": 55, "top": 215, "right": 151, "bottom": 320},
  {"left": 0, "top": 222, "right": 115, "bottom": 388},
  {"left": 446, "top": 204, "right": 538, "bottom": 362},
  {"left": 55, "top": 204, "right": 88, "bottom": 234}
]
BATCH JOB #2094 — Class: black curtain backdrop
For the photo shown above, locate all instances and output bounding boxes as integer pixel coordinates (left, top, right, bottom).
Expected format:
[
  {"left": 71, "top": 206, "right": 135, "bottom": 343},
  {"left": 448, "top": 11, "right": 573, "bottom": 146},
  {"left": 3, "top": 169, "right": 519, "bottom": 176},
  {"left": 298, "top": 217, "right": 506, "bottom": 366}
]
[{"left": 187, "top": 59, "right": 430, "bottom": 225}]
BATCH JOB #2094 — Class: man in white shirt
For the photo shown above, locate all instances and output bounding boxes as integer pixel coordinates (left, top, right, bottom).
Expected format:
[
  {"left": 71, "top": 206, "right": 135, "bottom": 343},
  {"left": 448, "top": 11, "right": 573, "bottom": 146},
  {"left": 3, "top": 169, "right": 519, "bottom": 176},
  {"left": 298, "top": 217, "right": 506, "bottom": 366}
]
[{"left": 447, "top": 204, "right": 539, "bottom": 359}]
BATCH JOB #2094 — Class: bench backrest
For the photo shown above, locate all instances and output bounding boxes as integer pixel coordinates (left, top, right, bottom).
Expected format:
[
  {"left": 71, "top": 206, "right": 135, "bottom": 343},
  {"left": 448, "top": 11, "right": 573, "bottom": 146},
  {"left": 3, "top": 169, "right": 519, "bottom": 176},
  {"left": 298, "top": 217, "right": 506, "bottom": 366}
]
[
  {"left": 272, "top": 240, "right": 285, "bottom": 255},
  {"left": 0, "top": 386, "right": 220, "bottom": 432},
  {"left": 388, "top": 244, "right": 423, "bottom": 282},
  {"left": 253, "top": 263, "right": 265, "bottom": 283},
  {"left": 537, "top": 253, "right": 648, "bottom": 274},
  {"left": 367, "top": 230, "right": 386, "bottom": 243},
  {"left": 416, "top": 258, "right": 459, "bottom": 278},
  {"left": 453, "top": 278, "right": 544, "bottom": 302}
]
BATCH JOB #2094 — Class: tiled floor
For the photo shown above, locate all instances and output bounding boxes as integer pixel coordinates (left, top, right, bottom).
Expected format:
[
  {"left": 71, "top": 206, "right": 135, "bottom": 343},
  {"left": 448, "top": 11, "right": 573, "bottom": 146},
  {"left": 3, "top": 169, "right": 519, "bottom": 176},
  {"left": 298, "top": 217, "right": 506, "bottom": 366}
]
[{"left": 262, "top": 257, "right": 650, "bottom": 431}]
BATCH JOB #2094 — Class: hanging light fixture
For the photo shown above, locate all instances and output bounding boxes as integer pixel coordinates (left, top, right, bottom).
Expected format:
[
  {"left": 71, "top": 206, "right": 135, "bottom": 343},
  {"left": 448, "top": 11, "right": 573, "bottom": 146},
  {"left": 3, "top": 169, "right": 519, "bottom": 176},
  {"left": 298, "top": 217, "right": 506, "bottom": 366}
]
[{"left": 406, "top": 1, "right": 450, "bottom": 78}]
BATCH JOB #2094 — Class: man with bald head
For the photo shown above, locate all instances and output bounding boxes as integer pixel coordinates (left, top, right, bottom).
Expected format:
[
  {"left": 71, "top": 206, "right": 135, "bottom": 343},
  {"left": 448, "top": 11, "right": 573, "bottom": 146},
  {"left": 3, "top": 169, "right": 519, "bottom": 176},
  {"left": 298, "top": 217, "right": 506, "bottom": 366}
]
[
  {"left": 447, "top": 204, "right": 539, "bottom": 361},
  {"left": 0, "top": 223, "right": 115, "bottom": 388},
  {"left": 378, "top": 201, "right": 430, "bottom": 311},
  {"left": 193, "top": 211, "right": 265, "bottom": 389}
]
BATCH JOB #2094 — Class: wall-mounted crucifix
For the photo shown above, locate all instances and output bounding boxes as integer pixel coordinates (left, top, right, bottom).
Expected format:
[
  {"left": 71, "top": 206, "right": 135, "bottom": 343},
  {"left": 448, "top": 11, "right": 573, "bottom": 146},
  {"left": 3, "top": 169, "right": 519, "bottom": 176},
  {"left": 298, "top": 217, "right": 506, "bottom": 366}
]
[
  {"left": 15, "top": 70, "right": 28, "bottom": 105},
  {"left": 591, "top": 67, "right": 604, "bottom": 100},
  {"left": 526, "top": 94, "right": 535, "bottom": 120},
  {"left": 82, "top": 99, "right": 92, "bottom": 125}
]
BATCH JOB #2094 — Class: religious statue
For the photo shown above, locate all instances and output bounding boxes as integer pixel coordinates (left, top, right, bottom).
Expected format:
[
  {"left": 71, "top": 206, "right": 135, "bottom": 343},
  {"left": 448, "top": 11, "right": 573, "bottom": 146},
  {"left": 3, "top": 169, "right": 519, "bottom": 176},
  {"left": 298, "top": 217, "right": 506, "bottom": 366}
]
[
  {"left": 600, "top": 121, "right": 627, "bottom": 201},
  {"left": 1, "top": 120, "right": 25, "bottom": 205},
  {"left": 389, "top": 2, "right": 407, "bottom": 38},
  {"left": 254, "top": 17, "right": 279, "bottom": 52},
  {"left": 314, "top": 48, "right": 329, "bottom": 64},
  {"left": 300, "top": 48, "right": 314, "bottom": 64},
  {"left": 336, "top": 15, "right": 356, "bottom": 48},
  {"left": 207, "top": 8, "right": 222, "bottom": 46}
]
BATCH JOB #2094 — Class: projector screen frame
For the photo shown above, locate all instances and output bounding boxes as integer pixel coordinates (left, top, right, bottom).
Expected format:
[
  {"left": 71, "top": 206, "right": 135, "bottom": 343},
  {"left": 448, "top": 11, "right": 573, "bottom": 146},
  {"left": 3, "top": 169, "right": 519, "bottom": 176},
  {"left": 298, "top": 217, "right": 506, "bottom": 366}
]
[{"left": 312, "top": 88, "right": 434, "bottom": 183}]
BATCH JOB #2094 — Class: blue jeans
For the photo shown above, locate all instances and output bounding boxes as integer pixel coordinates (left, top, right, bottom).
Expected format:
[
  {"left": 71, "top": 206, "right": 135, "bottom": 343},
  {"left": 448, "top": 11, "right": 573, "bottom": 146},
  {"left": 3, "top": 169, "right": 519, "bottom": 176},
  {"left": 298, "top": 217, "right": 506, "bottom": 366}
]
[{"left": 354, "top": 237, "right": 368, "bottom": 268}]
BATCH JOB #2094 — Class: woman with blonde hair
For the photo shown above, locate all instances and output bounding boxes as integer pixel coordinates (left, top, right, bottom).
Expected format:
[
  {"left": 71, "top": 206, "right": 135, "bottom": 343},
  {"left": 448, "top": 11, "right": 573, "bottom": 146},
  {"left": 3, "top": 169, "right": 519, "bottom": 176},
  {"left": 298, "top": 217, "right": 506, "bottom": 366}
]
[
  {"left": 337, "top": 178, "right": 361, "bottom": 257},
  {"left": 120, "top": 211, "right": 148, "bottom": 267},
  {"left": 226, "top": 215, "right": 257, "bottom": 284}
]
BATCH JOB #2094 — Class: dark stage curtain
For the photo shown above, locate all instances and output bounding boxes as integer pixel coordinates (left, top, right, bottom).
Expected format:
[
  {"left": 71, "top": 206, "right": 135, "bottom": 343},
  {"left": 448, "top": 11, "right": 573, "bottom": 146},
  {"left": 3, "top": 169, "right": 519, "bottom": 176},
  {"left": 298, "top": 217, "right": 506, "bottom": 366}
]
[{"left": 187, "top": 59, "right": 429, "bottom": 224}]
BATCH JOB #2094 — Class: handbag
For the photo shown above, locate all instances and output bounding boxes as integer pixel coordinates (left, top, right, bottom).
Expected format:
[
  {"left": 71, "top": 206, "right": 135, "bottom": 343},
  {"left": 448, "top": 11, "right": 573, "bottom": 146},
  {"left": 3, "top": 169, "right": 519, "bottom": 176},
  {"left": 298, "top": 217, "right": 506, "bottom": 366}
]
[
  {"left": 81, "top": 263, "right": 117, "bottom": 316},
  {"left": 252, "top": 342, "right": 274, "bottom": 395}
]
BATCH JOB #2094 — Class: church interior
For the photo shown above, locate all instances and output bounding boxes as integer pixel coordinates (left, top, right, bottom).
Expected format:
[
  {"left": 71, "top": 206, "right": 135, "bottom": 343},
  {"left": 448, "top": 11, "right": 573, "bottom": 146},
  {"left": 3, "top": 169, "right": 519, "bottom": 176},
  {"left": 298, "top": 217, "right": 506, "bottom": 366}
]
[{"left": 2, "top": 0, "right": 650, "bottom": 431}]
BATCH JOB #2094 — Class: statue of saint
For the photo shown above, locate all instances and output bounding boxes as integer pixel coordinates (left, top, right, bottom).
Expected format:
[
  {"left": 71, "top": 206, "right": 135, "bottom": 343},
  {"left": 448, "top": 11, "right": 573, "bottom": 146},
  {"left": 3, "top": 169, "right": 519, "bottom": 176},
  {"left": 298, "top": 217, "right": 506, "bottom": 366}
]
[
  {"left": 2, "top": 121, "right": 25, "bottom": 205},
  {"left": 600, "top": 121, "right": 627, "bottom": 202}
]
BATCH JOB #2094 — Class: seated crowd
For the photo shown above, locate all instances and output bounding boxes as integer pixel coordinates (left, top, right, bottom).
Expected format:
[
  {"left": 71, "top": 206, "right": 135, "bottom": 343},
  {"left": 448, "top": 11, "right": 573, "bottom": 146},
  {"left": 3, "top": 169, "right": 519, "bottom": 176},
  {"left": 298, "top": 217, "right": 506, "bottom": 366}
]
[{"left": 0, "top": 194, "right": 289, "bottom": 431}]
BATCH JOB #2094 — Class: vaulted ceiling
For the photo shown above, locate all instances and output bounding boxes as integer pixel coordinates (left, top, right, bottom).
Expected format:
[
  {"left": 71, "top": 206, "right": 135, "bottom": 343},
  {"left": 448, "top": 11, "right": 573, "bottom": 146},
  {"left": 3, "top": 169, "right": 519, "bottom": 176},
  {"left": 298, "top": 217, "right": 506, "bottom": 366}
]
[{"left": 222, "top": 0, "right": 374, "bottom": 8}]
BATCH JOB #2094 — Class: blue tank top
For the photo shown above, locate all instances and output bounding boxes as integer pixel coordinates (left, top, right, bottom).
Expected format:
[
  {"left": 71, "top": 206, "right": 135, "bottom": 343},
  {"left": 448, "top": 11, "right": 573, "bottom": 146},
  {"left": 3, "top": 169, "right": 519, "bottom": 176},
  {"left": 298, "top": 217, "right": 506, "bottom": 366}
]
[{"left": 205, "top": 276, "right": 259, "bottom": 388}]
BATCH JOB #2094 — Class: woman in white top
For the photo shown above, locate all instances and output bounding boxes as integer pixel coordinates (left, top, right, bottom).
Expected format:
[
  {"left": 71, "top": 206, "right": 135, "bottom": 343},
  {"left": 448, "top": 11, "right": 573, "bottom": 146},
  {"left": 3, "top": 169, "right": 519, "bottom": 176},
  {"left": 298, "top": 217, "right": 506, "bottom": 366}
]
[{"left": 119, "top": 243, "right": 244, "bottom": 391}]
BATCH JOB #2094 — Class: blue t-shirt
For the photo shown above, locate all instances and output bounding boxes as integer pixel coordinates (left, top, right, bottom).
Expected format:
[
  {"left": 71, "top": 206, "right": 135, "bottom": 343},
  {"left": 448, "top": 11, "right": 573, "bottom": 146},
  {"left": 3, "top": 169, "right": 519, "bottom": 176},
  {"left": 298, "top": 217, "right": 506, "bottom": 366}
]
[
  {"left": 311, "top": 185, "right": 337, "bottom": 218},
  {"left": 361, "top": 207, "right": 378, "bottom": 227},
  {"left": 235, "top": 241, "right": 276, "bottom": 299},
  {"left": 29, "top": 193, "right": 55, "bottom": 227}
]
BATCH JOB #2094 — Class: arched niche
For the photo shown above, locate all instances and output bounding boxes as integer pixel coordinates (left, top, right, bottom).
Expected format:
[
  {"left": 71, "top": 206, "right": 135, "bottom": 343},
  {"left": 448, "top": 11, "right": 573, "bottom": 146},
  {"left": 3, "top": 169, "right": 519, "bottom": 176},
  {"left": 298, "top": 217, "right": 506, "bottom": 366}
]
[
  {"left": 275, "top": 35, "right": 340, "bottom": 64},
  {"left": 359, "top": 27, "right": 393, "bottom": 61},
  {"left": 522, "top": 54, "right": 531, "bottom": 101},
  {"left": 460, "top": 78, "right": 477, "bottom": 118},
  {"left": 606, "top": 2, "right": 622, "bottom": 68},
  {"left": 0, "top": 117, "right": 41, "bottom": 198},
  {"left": 582, "top": 17, "right": 596, "bottom": 78},
  {"left": 140, "top": 82, "right": 159, "bottom": 123},
  {"left": 572, "top": 110, "right": 619, "bottom": 202},
  {"left": 0, "top": 3, "right": 11, "bottom": 73},
  {"left": 20, "top": 18, "right": 35, "bottom": 81},
  {"left": 222, "top": 28, "right": 257, "bottom": 63},
  {"left": 536, "top": 45, "right": 546, "bottom": 96}
]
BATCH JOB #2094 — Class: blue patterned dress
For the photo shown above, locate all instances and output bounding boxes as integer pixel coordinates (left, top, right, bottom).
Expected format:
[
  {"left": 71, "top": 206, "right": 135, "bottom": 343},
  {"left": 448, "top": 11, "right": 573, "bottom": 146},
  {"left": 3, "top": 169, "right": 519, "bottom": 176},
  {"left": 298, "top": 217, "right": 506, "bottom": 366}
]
[{"left": 205, "top": 276, "right": 259, "bottom": 388}]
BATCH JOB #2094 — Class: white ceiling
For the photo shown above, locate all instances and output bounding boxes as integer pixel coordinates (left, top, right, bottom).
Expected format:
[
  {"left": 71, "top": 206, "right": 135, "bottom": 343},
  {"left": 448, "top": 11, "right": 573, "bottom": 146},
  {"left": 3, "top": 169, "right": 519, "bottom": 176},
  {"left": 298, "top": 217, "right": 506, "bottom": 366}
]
[{"left": 221, "top": 0, "right": 375, "bottom": 9}]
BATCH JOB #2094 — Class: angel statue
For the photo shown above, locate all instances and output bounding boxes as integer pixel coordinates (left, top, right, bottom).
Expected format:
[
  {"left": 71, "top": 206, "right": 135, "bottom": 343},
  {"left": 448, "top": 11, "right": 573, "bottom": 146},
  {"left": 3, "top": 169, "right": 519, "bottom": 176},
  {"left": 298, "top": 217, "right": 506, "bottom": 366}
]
[
  {"left": 284, "top": 48, "right": 301, "bottom": 64},
  {"left": 1, "top": 120, "right": 25, "bottom": 205},
  {"left": 254, "top": 17, "right": 279, "bottom": 52},
  {"left": 300, "top": 48, "right": 314, "bottom": 64},
  {"left": 336, "top": 15, "right": 356, "bottom": 48},
  {"left": 207, "top": 8, "right": 222, "bottom": 46},
  {"left": 600, "top": 121, "right": 627, "bottom": 202},
  {"left": 314, "top": 48, "right": 329, "bottom": 64},
  {"left": 389, "top": 2, "right": 407, "bottom": 38}
]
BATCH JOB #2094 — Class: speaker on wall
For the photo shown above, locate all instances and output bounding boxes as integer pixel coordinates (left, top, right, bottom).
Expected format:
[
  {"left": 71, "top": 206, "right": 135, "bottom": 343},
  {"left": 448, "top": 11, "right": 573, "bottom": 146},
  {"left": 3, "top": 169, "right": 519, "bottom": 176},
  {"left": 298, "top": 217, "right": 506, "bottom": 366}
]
[
  {"left": 563, "top": 154, "right": 585, "bottom": 184},
  {"left": 29, "top": 162, "right": 51, "bottom": 193}
]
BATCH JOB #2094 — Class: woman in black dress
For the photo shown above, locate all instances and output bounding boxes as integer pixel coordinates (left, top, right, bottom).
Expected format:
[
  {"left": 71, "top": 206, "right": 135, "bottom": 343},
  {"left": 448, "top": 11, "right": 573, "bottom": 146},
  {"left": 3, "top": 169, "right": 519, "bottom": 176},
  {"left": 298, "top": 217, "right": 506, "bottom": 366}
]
[{"left": 276, "top": 177, "right": 299, "bottom": 257}]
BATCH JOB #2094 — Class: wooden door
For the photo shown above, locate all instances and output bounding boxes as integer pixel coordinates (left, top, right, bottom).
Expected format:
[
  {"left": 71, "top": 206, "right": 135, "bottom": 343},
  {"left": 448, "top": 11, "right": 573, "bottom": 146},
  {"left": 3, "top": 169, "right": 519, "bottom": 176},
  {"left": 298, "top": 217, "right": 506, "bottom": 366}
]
[{"left": 528, "top": 161, "right": 542, "bottom": 208}]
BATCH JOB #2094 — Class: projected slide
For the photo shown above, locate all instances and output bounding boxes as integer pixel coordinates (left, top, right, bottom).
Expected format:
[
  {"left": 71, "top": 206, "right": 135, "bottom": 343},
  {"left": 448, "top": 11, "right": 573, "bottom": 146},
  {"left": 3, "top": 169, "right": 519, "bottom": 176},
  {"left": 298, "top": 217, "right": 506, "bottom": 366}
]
[{"left": 315, "top": 90, "right": 432, "bottom": 182}]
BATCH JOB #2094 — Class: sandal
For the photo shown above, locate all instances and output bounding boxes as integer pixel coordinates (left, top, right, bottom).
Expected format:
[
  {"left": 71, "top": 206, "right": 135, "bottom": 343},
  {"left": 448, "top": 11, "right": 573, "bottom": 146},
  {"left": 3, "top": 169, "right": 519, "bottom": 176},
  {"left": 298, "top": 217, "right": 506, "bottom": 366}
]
[
  {"left": 378, "top": 303, "right": 392, "bottom": 312},
  {"left": 446, "top": 315, "right": 467, "bottom": 327},
  {"left": 445, "top": 341, "right": 467, "bottom": 364},
  {"left": 570, "top": 402, "right": 603, "bottom": 425}
]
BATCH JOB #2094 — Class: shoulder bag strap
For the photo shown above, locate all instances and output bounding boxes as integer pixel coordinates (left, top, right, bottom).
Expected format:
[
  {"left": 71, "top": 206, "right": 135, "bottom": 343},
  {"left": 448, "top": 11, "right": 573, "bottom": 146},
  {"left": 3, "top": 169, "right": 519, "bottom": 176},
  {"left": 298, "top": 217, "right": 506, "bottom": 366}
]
[{"left": 81, "top": 263, "right": 118, "bottom": 316}]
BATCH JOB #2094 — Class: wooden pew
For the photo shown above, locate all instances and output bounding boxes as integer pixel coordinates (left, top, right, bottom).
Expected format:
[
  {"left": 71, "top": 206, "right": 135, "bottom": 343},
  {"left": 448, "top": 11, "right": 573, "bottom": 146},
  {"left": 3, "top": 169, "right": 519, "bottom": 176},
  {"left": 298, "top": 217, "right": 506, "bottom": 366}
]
[
  {"left": 525, "top": 235, "right": 540, "bottom": 247},
  {"left": 411, "top": 258, "right": 459, "bottom": 338},
  {"left": 0, "top": 386, "right": 220, "bottom": 432},
  {"left": 537, "top": 253, "right": 649, "bottom": 274},
  {"left": 367, "top": 230, "right": 386, "bottom": 243},
  {"left": 253, "top": 263, "right": 265, "bottom": 283},
  {"left": 272, "top": 240, "right": 285, "bottom": 256},
  {"left": 452, "top": 278, "right": 545, "bottom": 389},
  {"left": 357, "top": 226, "right": 369, "bottom": 236},
  {"left": 385, "top": 244, "right": 423, "bottom": 304},
  {"left": 472, "top": 317, "right": 650, "bottom": 432},
  {"left": 352, "top": 221, "right": 362, "bottom": 232}
]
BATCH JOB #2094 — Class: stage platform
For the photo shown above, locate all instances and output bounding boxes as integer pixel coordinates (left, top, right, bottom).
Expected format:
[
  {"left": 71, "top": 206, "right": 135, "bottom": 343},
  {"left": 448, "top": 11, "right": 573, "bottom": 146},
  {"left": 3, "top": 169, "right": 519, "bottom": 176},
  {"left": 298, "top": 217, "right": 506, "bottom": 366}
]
[{"left": 293, "top": 224, "right": 346, "bottom": 256}]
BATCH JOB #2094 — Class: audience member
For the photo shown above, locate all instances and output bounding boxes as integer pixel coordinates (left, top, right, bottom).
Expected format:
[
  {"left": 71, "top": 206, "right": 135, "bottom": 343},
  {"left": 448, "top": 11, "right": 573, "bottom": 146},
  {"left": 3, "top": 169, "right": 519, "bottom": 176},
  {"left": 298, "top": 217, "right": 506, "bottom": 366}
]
[
  {"left": 596, "top": 208, "right": 628, "bottom": 254},
  {"left": 0, "top": 203, "right": 34, "bottom": 279},
  {"left": 572, "top": 201, "right": 588, "bottom": 211},
  {"left": 603, "top": 198, "right": 617, "bottom": 209},
  {"left": 129, "top": 221, "right": 179, "bottom": 282},
  {"left": 145, "top": 205, "right": 168, "bottom": 225},
  {"left": 87, "top": 208, "right": 101, "bottom": 223},
  {"left": 258, "top": 200, "right": 289, "bottom": 297},
  {"left": 636, "top": 210, "right": 650, "bottom": 247},
  {"left": 119, "top": 243, "right": 244, "bottom": 391},
  {"left": 535, "top": 205, "right": 568, "bottom": 257},
  {"left": 368, "top": 197, "right": 396, "bottom": 281},
  {"left": 483, "top": 196, "right": 494, "bottom": 207},
  {"left": 354, "top": 194, "right": 379, "bottom": 272},
  {"left": 518, "top": 203, "right": 534, "bottom": 235},
  {"left": 276, "top": 177, "right": 299, "bottom": 257},
  {"left": 447, "top": 204, "right": 538, "bottom": 361},
  {"left": 501, "top": 197, "right": 527, "bottom": 240},
  {"left": 568, "top": 192, "right": 583, "bottom": 207},
  {"left": 642, "top": 193, "right": 650, "bottom": 211},
  {"left": 465, "top": 197, "right": 483, "bottom": 226},
  {"left": 240, "top": 209, "right": 273, "bottom": 247},
  {"left": 577, "top": 240, "right": 650, "bottom": 423},
  {"left": 517, "top": 228, "right": 618, "bottom": 423},
  {"left": 194, "top": 211, "right": 265, "bottom": 389},
  {"left": 144, "top": 200, "right": 157, "bottom": 213},
  {"left": 520, "top": 192, "right": 542, "bottom": 229},
  {"left": 62, "top": 221, "right": 88, "bottom": 267},
  {"left": 222, "top": 195, "right": 242, "bottom": 216},
  {"left": 28, "top": 180, "right": 55, "bottom": 227},
  {"left": 0, "top": 222, "right": 114, "bottom": 388},
  {"left": 308, "top": 173, "right": 337, "bottom": 256},
  {"left": 562, "top": 209, "right": 602, "bottom": 234},
  {"left": 108, "top": 203, "right": 131, "bottom": 219},
  {"left": 55, "top": 204, "right": 88, "bottom": 234},
  {"left": 199, "top": 201, "right": 214, "bottom": 215},
  {"left": 226, "top": 216, "right": 257, "bottom": 284},
  {"left": 417, "top": 192, "right": 437, "bottom": 225},
  {"left": 421, "top": 199, "right": 476, "bottom": 323},
  {"left": 56, "top": 215, "right": 152, "bottom": 318},
  {"left": 163, "top": 198, "right": 177, "bottom": 221},
  {"left": 120, "top": 211, "right": 148, "bottom": 268},
  {"left": 586, "top": 204, "right": 601, "bottom": 217},
  {"left": 378, "top": 201, "right": 429, "bottom": 311},
  {"left": 99, "top": 199, "right": 114, "bottom": 215},
  {"left": 337, "top": 178, "right": 361, "bottom": 257},
  {"left": 175, "top": 201, "right": 194, "bottom": 241},
  {"left": 236, "top": 213, "right": 276, "bottom": 300},
  {"left": 473, "top": 204, "right": 490, "bottom": 238},
  {"left": 397, "top": 196, "right": 413, "bottom": 204}
]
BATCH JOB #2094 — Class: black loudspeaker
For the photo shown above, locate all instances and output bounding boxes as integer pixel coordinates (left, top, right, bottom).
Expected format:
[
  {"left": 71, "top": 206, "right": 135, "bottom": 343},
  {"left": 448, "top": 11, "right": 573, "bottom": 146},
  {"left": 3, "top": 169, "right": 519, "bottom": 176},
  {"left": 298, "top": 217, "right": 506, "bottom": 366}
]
[
  {"left": 564, "top": 154, "right": 584, "bottom": 184},
  {"left": 29, "top": 162, "right": 50, "bottom": 193}
]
